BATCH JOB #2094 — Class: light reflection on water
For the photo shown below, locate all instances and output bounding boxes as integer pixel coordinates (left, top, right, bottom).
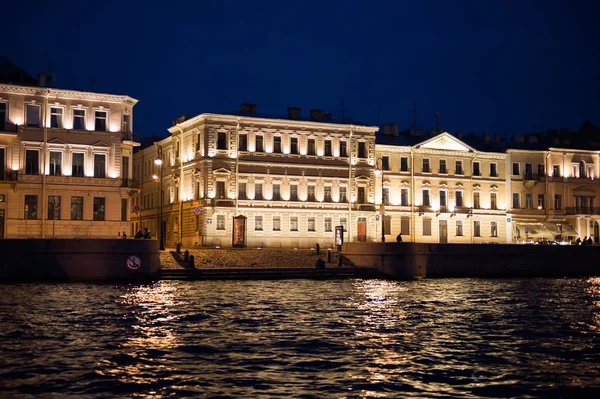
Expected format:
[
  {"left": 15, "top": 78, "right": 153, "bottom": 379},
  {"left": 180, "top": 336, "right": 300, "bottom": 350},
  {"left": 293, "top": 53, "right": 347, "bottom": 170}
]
[{"left": 1, "top": 278, "right": 600, "bottom": 398}]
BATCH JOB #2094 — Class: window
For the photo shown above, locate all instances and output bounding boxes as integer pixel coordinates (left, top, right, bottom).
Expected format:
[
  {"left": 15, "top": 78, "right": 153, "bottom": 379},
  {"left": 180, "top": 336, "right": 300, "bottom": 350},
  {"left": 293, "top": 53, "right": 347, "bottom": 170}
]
[
  {"left": 273, "top": 136, "right": 282, "bottom": 153},
  {"left": 324, "top": 217, "right": 332, "bottom": 232},
  {"left": 49, "top": 151, "right": 62, "bottom": 176},
  {"left": 0, "top": 102, "right": 7, "bottom": 130},
  {"left": 50, "top": 107, "right": 63, "bottom": 128},
  {"left": 358, "top": 142, "right": 367, "bottom": 158},
  {"left": 94, "top": 154, "right": 106, "bottom": 178},
  {"left": 456, "top": 220, "right": 463, "bottom": 236},
  {"left": 238, "top": 134, "right": 247, "bottom": 151},
  {"left": 216, "top": 181, "right": 226, "bottom": 199},
  {"left": 491, "top": 193, "right": 497, "bottom": 210},
  {"left": 307, "top": 139, "right": 316, "bottom": 155},
  {"left": 307, "top": 185, "right": 315, "bottom": 201},
  {"left": 490, "top": 221, "right": 498, "bottom": 237},
  {"left": 473, "top": 192, "right": 480, "bottom": 209},
  {"left": 401, "top": 217, "right": 410, "bottom": 235},
  {"left": 357, "top": 187, "right": 365, "bottom": 204},
  {"left": 238, "top": 183, "right": 247, "bottom": 200},
  {"left": 422, "top": 158, "right": 430, "bottom": 173},
  {"left": 522, "top": 193, "right": 533, "bottom": 209},
  {"left": 94, "top": 110, "right": 107, "bottom": 131},
  {"left": 339, "top": 141, "right": 347, "bottom": 157},
  {"left": 474, "top": 221, "right": 481, "bottom": 237},
  {"left": 455, "top": 160, "right": 463, "bottom": 175},
  {"left": 473, "top": 162, "right": 481, "bottom": 176},
  {"left": 273, "top": 216, "right": 281, "bottom": 231},
  {"left": 217, "top": 215, "right": 225, "bottom": 230},
  {"left": 255, "top": 135, "right": 264, "bottom": 152},
  {"left": 538, "top": 194, "right": 544, "bottom": 209},
  {"left": 422, "top": 189, "right": 430, "bottom": 207},
  {"left": 340, "top": 217, "right": 347, "bottom": 232},
  {"left": 512, "top": 162, "right": 520, "bottom": 176},
  {"left": 513, "top": 193, "right": 520, "bottom": 209},
  {"left": 255, "top": 216, "right": 263, "bottom": 231},
  {"left": 122, "top": 114, "right": 130, "bottom": 133},
  {"left": 383, "top": 216, "right": 391, "bottom": 236},
  {"left": 255, "top": 183, "right": 263, "bottom": 200},
  {"left": 24, "top": 195, "right": 38, "bottom": 219},
  {"left": 121, "top": 199, "right": 127, "bottom": 222},
  {"left": 324, "top": 140, "right": 332, "bottom": 156},
  {"left": 490, "top": 163, "right": 497, "bottom": 177},
  {"left": 440, "top": 190, "right": 447, "bottom": 209},
  {"left": 401, "top": 157, "right": 408, "bottom": 172},
  {"left": 72, "top": 153, "right": 85, "bottom": 177},
  {"left": 290, "top": 137, "right": 299, "bottom": 154},
  {"left": 217, "top": 132, "right": 227, "bottom": 150},
  {"left": 71, "top": 196, "right": 83, "bottom": 220},
  {"left": 93, "top": 197, "right": 105, "bottom": 221},
  {"left": 308, "top": 217, "right": 316, "bottom": 232},
  {"left": 553, "top": 165, "right": 560, "bottom": 177},
  {"left": 439, "top": 159, "right": 447, "bottom": 174},
  {"left": 339, "top": 186, "right": 347, "bottom": 203},
  {"left": 382, "top": 156, "right": 390, "bottom": 171},
  {"left": 401, "top": 188, "right": 408, "bottom": 206},
  {"left": 290, "top": 185, "right": 298, "bottom": 201},
  {"left": 423, "top": 218, "right": 432, "bottom": 236},
  {"left": 324, "top": 186, "right": 332, "bottom": 202},
  {"left": 25, "top": 150, "right": 39, "bottom": 175},
  {"left": 26, "top": 104, "right": 40, "bottom": 126},
  {"left": 525, "top": 163, "right": 533, "bottom": 179},
  {"left": 538, "top": 164, "right": 544, "bottom": 177},
  {"left": 73, "top": 109, "right": 85, "bottom": 130},
  {"left": 456, "top": 191, "right": 463, "bottom": 208},
  {"left": 273, "top": 184, "right": 281, "bottom": 201},
  {"left": 554, "top": 194, "right": 562, "bottom": 210},
  {"left": 383, "top": 187, "right": 390, "bottom": 206},
  {"left": 290, "top": 216, "right": 298, "bottom": 231}
]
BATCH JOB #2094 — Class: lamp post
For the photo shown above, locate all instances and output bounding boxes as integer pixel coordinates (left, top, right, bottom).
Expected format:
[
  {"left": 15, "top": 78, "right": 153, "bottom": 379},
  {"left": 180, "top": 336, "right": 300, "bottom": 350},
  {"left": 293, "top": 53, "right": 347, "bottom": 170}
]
[
  {"left": 153, "top": 145, "right": 165, "bottom": 250},
  {"left": 374, "top": 157, "right": 385, "bottom": 242}
]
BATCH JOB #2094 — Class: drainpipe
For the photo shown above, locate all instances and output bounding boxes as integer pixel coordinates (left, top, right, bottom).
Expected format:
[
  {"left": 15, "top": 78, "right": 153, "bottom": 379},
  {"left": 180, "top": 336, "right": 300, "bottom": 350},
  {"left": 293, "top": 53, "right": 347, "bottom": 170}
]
[
  {"left": 176, "top": 127, "right": 184, "bottom": 245},
  {"left": 41, "top": 91, "right": 49, "bottom": 238},
  {"left": 348, "top": 129, "right": 353, "bottom": 242},
  {"left": 235, "top": 119, "right": 240, "bottom": 217},
  {"left": 410, "top": 147, "right": 415, "bottom": 242},
  {"left": 470, "top": 153, "right": 479, "bottom": 244}
]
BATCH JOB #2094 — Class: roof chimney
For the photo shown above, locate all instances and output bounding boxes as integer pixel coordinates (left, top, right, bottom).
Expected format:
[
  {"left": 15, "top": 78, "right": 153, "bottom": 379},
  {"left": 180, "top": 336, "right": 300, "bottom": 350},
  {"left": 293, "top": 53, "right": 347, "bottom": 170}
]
[
  {"left": 310, "top": 109, "right": 324, "bottom": 122},
  {"left": 287, "top": 107, "right": 301, "bottom": 120},
  {"left": 494, "top": 133, "right": 500, "bottom": 143},
  {"left": 240, "top": 103, "right": 256, "bottom": 114},
  {"left": 483, "top": 133, "right": 490, "bottom": 144},
  {"left": 323, "top": 112, "right": 332, "bottom": 121},
  {"left": 382, "top": 123, "right": 399, "bottom": 136},
  {"left": 172, "top": 114, "right": 189, "bottom": 126}
]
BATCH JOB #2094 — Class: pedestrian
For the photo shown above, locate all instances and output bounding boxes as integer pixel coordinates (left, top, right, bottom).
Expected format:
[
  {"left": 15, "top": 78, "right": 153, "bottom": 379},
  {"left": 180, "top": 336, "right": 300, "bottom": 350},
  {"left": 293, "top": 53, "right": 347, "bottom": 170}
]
[
  {"left": 143, "top": 228, "right": 151, "bottom": 239},
  {"left": 583, "top": 236, "right": 588, "bottom": 245},
  {"left": 135, "top": 230, "right": 143, "bottom": 239},
  {"left": 315, "top": 257, "right": 326, "bottom": 271},
  {"left": 396, "top": 233, "right": 402, "bottom": 242},
  {"left": 576, "top": 237, "right": 582, "bottom": 246},
  {"left": 588, "top": 237, "right": 593, "bottom": 245},
  {"left": 122, "top": 231, "right": 127, "bottom": 239}
]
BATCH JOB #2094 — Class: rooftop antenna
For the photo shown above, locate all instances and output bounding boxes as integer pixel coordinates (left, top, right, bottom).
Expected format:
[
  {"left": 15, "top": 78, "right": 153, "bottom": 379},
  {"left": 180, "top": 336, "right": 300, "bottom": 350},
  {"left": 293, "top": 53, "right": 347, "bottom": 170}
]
[
  {"left": 340, "top": 97, "right": 345, "bottom": 120},
  {"left": 435, "top": 111, "right": 440, "bottom": 132},
  {"left": 412, "top": 101, "right": 417, "bottom": 129}
]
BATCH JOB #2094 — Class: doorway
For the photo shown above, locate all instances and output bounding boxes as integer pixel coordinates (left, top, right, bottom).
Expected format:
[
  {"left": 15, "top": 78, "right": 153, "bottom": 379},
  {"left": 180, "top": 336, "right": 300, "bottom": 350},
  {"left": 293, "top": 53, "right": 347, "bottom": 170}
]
[
  {"left": 357, "top": 217, "right": 367, "bottom": 242},
  {"left": 439, "top": 220, "right": 448, "bottom": 243},
  {"left": 232, "top": 215, "right": 247, "bottom": 247}
]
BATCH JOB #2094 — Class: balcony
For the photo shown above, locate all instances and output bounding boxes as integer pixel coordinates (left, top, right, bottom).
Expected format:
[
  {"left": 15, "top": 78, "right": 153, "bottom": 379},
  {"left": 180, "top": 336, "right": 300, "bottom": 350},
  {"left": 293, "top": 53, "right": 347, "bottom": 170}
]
[
  {"left": 454, "top": 207, "right": 473, "bottom": 215},
  {"left": 1, "top": 170, "right": 18, "bottom": 181},
  {"left": 0, "top": 121, "right": 18, "bottom": 133},
  {"left": 566, "top": 207, "right": 600, "bottom": 215},
  {"left": 121, "top": 178, "right": 140, "bottom": 189},
  {"left": 416, "top": 205, "right": 434, "bottom": 214},
  {"left": 212, "top": 198, "right": 235, "bottom": 207},
  {"left": 353, "top": 203, "right": 376, "bottom": 212}
]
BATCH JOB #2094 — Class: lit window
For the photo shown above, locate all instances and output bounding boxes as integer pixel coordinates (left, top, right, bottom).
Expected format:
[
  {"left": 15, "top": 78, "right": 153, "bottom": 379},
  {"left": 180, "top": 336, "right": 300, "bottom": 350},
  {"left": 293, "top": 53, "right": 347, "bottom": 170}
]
[
  {"left": 93, "top": 197, "right": 105, "bottom": 221},
  {"left": 71, "top": 197, "right": 83, "bottom": 220},
  {"left": 308, "top": 217, "right": 316, "bottom": 232},
  {"left": 456, "top": 220, "right": 463, "bottom": 236},
  {"left": 325, "top": 217, "right": 332, "bottom": 232},
  {"left": 73, "top": 109, "right": 86, "bottom": 130},
  {"left": 25, "top": 195, "right": 38, "bottom": 219},
  {"left": 491, "top": 221, "right": 498, "bottom": 237},
  {"left": 255, "top": 183, "right": 263, "bottom": 200},
  {"left": 273, "top": 216, "right": 281, "bottom": 231},
  {"left": 307, "top": 185, "right": 315, "bottom": 201},
  {"left": 339, "top": 187, "right": 347, "bottom": 203},
  {"left": 49, "top": 151, "right": 62, "bottom": 176},
  {"left": 324, "top": 186, "right": 332, "bottom": 202},
  {"left": 47, "top": 196, "right": 61, "bottom": 220},
  {"left": 290, "top": 216, "right": 298, "bottom": 231},
  {"left": 217, "top": 215, "right": 225, "bottom": 230},
  {"left": 122, "top": 113, "right": 130, "bottom": 133},
  {"left": 50, "top": 107, "right": 63, "bottom": 128},
  {"left": 255, "top": 216, "right": 263, "bottom": 231},
  {"left": 273, "top": 184, "right": 281, "bottom": 201}
]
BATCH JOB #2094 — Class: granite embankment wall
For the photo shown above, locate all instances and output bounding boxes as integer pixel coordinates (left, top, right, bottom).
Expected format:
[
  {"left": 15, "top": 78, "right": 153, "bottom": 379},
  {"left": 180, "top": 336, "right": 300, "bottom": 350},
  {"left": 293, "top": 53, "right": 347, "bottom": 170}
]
[
  {"left": 0, "top": 239, "right": 160, "bottom": 281},
  {"left": 342, "top": 242, "right": 600, "bottom": 279}
]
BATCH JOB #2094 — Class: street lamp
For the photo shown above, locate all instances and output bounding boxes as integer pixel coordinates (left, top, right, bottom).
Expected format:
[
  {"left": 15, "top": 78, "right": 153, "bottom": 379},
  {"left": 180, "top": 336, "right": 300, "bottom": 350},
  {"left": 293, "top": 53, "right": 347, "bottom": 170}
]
[
  {"left": 374, "top": 157, "right": 385, "bottom": 242},
  {"left": 154, "top": 145, "right": 165, "bottom": 250}
]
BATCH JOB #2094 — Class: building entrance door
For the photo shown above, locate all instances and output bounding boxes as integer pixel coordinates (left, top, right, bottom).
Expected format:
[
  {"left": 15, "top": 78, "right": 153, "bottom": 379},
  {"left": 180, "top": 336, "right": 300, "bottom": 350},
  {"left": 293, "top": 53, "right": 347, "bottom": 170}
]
[
  {"left": 439, "top": 220, "right": 447, "bottom": 243},
  {"left": 357, "top": 218, "right": 367, "bottom": 242},
  {"left": 232, "top": 215, "right": 247, "bottom": 247},
  {"left": 0, "top": 209, "right": 4, "bottom": 239}
]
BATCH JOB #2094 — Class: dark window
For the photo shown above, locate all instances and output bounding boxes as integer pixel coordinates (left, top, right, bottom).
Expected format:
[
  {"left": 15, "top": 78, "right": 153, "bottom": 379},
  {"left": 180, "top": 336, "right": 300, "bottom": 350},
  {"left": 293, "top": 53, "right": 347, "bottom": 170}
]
[
  {"left": 525, "top": 193, "right": 533, "bottom": 209},
  {"left": 423, "top": 218, "right": 432, "bottom": 236},
  {"left": 325, "top": 217, "right": 332, "bottom": 232},
  {"left": 324, "top": 186, "right": 331, "bottom": 202},
  {"left": 538, "top": 164, "right": 544, "bottom": 177},
  {"left": 554, "top": 194, "right": 561, "bottom": 210},
  {"left": 490, "top": 163, "right": 497, "bottom": 177},
  {"left": 440, "top": 190, "right": 447, "bottom": 208},
  {"left": 358, "top": 142, "right": 367, "bottom": 158},
  {"left": 25, "top": 150, "right": 39, "bottom": 175},
  {"left": 93, "top": 197, "right": 105, "bottom": 221},
  {"left": 48, "top": 196, "right": 61, "bottom": 220},
  {"left": 122, "top": 114, "right": 130, "bottom": 133},
  {"left": 217, "top": 215, "right": 225, "bottom": 230},
  {"left": 422, "top": 190, "right": 430, "bottom": 207},
  {"left": 71, "top": 196, "right": 83, "bottom": 220},
  {"left": 73, "top": 109, "right": 85, "bottom": 130},
  {"left": 357, "top": 187, "right": 365, "bottom": 204},
  {"left": 217, "top": 132, "right": 227, "bottom": 150},
  {"left": 290, "top": 185, "right": 298, "bottom": 201},
  {"left": 94, "top": 154, "right": 106, "bottom": 178},
  {"left": 94, "top": 110, "right": 107, "bottom": 131},
  {"left": 513, "top": 193, "right": 520, "bottom": 209},
  {"left": 255, "top": 183, "right": 263, "bottom": 200},
  {"left": 307, "top": 139, "right": 316, "bottom": 155},
  {"left": 382, "top": 156, "right": 390, "bottom": 170},
  {"left": 401, "top": 217, "right": 410, "bottom": 235},
  {"left": 512, "top": 162, "right": 520, "bottom": 176},
  {"left": 49, "top": 151, "right": 62, "bottom": 176},
  {"left": 401, "top": 189, "right": 408, "bottom": 206},
  {"left": 538, "top": 194, "right": 544, "bottom": 209},
  {"left": 474, "top": 221, "right": 481, "bottom": 237},
  {"left": 290, "top": 216, "right": 298, "bottom": 231},
  {"left": 456, "top": 191, "right": 463, "bottom": 208},
  {"left": 473, "top": 192, "right": 480, "bottom": 209},
  {"left": 255, "top": 135, "right": 263, "bottom": 152},
  {"left": 383, "top": 188, "right": 390, "bottom": 206},
  {"left": 273, "top": 216, "right": 281, "bottom": 231},
  {"left": 339, "top": 141, "right": 347, "bottom": 157},
  {"left": 456, "top": 221, "right": 463, "bottom": 236},
  {"left": 525, "top": 163, "right": 533, "bottom": 179},
  {"left": 339, "top": 186, "right": 347, "bottom": 203},
  {"left": 401, "top": 157, "right": 408, "bottom": 172},
  {"left": 383, "top": 215, "right": 391, "bottom": 235},
  {"left": 238, "top": 182, "right": 247, "bottom": 200},
  {"left": 553, "top": 165, "right": 560, "bottom": 177},
  {"left": 255, "top": 216, "right": 263, "bottom": 231},
  {"left": 422, "top": 159, "right": 430, "bottom": 173},
  {"left": 307, "top": 185, "right": 315, "bottom": 201},
  {"left": 50, "top": 107, "right": 63, "bottom": 128},
  {"left": 273, "top": 136, "right": 282, "bottom": 153},
  {"left": 308, "top": 217, "right": 315, "bottom": 232},
  {"left": 324, "top": 140, "right": 332, "bottom": 156},
  {"left": 72, "top": 153, "right": 84, "bottom": 177},
  {"left": 238, "top": 134, "right": 247, "bottom": 151},
  {"left": 24, "top": 195, "right": 38, "bottom": 219},
  {"left": 290, "top": 137, "right": 299, "bottom": 154},
  {"left": 473, "top": 162, "right": 481, "bottom": 176},
  {"left": 455, "top": 160, "right": 463, "bottom": 174},
  {"left": 273, "top": 184, "right": 281, "bottom": 200},
  {"left": 0, "top": 103, "right": 7, "bottom": 131},
  {"left": 216, "top": 181, "right": 226, "bottom": 199},
  {"left": 491, "top": 193, "right": 497, "bottom": 210},
  {"left": 26, "top": 104, "right": 40, "bottom": 126},
  {"left": 439, "top": 159, "right": 447, "bottom": 174},
  {"left": 0, "top": 148, "right": 4, "bottom": 177},
  {"left": 491, "top": 221, "right": 498, "bottom": 237}
]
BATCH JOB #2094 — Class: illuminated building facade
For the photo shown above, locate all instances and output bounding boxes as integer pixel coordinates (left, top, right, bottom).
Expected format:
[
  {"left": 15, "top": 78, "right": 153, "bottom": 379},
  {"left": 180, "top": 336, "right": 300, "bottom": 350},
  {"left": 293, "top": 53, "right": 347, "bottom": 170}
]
[
  {"left": 0, "top": 83, "right": 139, "bottom": 238},
  {"left": 131, "top": 106, "right": 379, "bottom": 247}
]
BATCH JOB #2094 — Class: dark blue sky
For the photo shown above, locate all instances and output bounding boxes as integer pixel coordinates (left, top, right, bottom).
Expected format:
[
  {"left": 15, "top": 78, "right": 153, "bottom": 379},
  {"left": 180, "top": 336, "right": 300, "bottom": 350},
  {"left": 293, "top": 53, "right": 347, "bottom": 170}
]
[{"left": 3, "top": 0, "right": 599, "bottom": 137}]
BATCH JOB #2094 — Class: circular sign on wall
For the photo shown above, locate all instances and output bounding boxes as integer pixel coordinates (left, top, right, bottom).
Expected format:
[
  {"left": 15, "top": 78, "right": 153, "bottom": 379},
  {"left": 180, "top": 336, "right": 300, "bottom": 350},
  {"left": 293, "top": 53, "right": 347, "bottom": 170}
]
[{"left": 126, "top": 255, "right": 141, "bottom": 271}]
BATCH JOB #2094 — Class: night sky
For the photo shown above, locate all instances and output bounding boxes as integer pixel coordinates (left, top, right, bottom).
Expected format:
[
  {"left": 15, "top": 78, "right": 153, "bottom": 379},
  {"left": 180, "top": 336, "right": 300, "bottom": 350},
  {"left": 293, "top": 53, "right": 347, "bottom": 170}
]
[{"left": 3, "top": 0, "right": 600, "bottom": 137}]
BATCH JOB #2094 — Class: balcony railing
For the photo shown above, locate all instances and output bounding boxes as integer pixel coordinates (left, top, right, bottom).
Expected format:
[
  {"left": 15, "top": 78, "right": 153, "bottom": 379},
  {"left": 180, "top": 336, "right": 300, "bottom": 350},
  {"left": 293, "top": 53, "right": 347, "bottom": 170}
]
[
  {"left": 0, "top": 121, "right": 18, "bottom": 133},
  {"left": 566, "top": 207, "right": 600, "bottom": 215},
  {"left": 523, "top": 173, "right": 546, "bottom": 181},
  {"left": 454, "top": 207, "right": 473, "bottom": 215},
  {"left": 0, "top": 170, "right": 18, "bottom": 181},
  {"left": 121, "top": 178, "right": 140, "bottom": 188}
]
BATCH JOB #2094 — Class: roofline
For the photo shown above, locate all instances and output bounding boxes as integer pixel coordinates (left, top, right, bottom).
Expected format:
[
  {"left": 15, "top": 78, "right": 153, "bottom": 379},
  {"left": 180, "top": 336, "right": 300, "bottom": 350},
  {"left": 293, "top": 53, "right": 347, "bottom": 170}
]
[
  {"left": 548, "top": 147, "right": 600, "bottom": 154},
  {"left": 0, "top": 83, "right": 138, "bottom": 105},
  {"left": 168, "top": 113, "right": 379, "bottom": 134}
]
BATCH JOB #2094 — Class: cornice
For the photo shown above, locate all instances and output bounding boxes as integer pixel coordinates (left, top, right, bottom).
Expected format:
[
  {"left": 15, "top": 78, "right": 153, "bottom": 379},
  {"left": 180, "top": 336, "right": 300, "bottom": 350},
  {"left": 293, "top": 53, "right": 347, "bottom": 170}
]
[{"left": 0, "top": 84, "right": 138, "bottom": 105}]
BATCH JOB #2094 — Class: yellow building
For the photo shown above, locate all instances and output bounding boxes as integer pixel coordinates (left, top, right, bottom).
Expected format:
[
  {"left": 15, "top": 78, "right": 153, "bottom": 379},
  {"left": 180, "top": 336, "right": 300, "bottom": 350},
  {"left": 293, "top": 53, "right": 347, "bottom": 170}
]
[{"left": 0, "top": 82, "right": 139, "bottom": 238}]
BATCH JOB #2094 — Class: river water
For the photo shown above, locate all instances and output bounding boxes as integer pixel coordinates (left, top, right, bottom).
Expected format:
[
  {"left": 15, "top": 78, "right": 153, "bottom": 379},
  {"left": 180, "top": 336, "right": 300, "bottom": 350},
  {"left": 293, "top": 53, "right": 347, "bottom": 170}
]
[{"left": 1, "top": 278, "right": 600, "bottom": 398}]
